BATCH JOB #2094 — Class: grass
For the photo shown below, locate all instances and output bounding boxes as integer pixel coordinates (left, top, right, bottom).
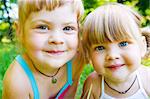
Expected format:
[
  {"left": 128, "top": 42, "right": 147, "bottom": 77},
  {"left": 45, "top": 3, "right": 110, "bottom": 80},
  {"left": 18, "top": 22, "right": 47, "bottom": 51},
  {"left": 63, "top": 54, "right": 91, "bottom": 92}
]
[{"left": 1, "top": 42, "right": 150, "bottom": 98}]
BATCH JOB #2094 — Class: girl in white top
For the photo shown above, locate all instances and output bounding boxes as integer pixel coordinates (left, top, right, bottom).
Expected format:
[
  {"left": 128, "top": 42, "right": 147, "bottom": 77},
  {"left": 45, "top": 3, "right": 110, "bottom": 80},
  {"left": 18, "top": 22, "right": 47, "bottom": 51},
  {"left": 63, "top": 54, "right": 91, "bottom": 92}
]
[{"left": 81, "top": 3, "right": 150, "bottom": 99}]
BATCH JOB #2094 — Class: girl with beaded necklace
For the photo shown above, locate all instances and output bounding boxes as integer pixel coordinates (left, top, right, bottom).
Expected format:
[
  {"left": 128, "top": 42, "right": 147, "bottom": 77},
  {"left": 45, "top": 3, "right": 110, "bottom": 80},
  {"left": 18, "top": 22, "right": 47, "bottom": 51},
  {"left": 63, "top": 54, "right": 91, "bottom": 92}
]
[
  {"left": 2, "top": 0, "right": 84, "bottom": 99},
  {"left": 81, "top": 3, "right": 150, "bottom": 99}
]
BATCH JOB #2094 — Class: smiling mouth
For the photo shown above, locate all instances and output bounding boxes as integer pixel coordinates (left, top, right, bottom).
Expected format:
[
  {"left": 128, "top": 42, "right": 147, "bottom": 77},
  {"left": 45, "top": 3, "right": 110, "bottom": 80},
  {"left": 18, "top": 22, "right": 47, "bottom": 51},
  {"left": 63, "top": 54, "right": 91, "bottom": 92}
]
[
  {"left": 107, "top": 64, "right": 125, "bottom": 71},
  {"left": 45, "top": 50, "right": 66, "bottom": 55}
]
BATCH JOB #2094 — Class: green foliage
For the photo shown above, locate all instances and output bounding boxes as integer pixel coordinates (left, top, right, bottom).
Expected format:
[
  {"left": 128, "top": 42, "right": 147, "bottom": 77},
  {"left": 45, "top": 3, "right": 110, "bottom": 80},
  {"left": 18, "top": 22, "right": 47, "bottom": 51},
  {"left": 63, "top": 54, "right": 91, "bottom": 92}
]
[
  {"left": 0, "top": 0, "right": 149, "bottom": 98},
  {"left": 76, "top": 64, "right": 94, "bottom": 99},
  {"left": 142, "top": 58, "right": 150, "bottom": 66},
  {"left": 137, "top": 0, "right": 150, "bottom": 16},
  {"left": 10, "top": 0, "right": 17, "bottom": 3},
  {"left": 123, "top": 0, "right": 150, "bottom": 26},
  {"left": 0, "top": 43, "right": 17, "bottom": 98},
  {"left": 83, "top": 0, "right": 117, "bottom": 16},
  {"left": 82, "top": 0, "right": 150, "bottom": 26},
  {"left": 0, "top": 22, "right": 10, "bottom": 31},
  {"left": 83, "top": 0, "right": 117, "bottom": 9}
]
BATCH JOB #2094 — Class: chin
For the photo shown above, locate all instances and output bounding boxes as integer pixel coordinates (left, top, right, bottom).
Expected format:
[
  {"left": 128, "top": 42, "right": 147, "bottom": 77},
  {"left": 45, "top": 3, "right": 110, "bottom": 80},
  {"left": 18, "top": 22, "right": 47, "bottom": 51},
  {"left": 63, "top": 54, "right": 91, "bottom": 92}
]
[
  {"left": 108, "top": 76, "right": 125, "bottom": 83},
  {"left": 47, "top": 60, "right": 67, "bottom": 68}
]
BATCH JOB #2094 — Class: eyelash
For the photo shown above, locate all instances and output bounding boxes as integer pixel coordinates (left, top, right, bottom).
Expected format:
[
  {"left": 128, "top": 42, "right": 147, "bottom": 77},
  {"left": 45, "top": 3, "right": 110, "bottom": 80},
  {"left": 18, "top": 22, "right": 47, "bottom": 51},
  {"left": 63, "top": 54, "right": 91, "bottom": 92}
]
[
  {"left": 63, "top": 26, "right": 75, "bottom": 31},
  {"left": 94, "top": 41, "right": 129, "bottom": 51},
  {"left": 119, "top": 41, "right": 129, "bottom": 47},
  {"left": 94, "top": 46, "right": 105, "bottom": 51},
  {"left": 34, "top": 24, "right": 76, "bottom": 34},
  {"left": 36, "top": 25, "right": 49, "bottom": 30}
]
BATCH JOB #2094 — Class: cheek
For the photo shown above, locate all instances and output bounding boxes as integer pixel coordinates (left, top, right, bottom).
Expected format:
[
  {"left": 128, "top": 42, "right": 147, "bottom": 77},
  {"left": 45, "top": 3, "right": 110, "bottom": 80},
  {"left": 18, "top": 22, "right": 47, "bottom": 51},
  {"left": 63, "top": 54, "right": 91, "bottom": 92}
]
[
  {"left": 68, "top": 35, "right": 78, "bottom": 49},
  {"left": 91, "top": 53, "right": 104, "bottom": 73},
  {"left": 123, "top": 49, "right": 141, "bottom": 67},
  {"left": 24, "top": 34, "right": 47, "bottom": 50}
]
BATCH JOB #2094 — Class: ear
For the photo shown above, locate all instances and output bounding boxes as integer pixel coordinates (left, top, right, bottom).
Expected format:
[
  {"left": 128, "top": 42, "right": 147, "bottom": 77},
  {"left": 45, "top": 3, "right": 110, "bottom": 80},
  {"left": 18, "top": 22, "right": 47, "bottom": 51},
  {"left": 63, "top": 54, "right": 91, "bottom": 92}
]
[
  {"left": 140, "top": 36, "right": 147, "bottom": 58},
  {"left": 14, "top": 21, "right": 19, "bottom": 36},
  {"left": 14, "top": 21, "right": 24, "bottom": 43}
]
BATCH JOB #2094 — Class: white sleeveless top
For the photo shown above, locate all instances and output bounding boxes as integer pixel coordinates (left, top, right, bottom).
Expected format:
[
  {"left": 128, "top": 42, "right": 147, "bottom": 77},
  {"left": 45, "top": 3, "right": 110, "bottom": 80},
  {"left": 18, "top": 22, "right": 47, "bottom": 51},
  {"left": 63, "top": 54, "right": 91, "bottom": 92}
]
[{"left": 100, "top": 71, "right": 149, "bottom": 99}]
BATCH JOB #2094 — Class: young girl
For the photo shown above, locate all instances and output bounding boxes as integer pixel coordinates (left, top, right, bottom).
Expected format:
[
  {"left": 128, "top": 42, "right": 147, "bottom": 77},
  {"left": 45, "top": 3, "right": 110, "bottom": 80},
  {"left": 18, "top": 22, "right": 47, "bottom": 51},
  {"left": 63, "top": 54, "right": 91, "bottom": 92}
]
[
  {"left": 2, "top": 0, "right": 84, "bottom": 99},
  {"left": 81, "top": 3, "right": 150, "bottom": 99}
]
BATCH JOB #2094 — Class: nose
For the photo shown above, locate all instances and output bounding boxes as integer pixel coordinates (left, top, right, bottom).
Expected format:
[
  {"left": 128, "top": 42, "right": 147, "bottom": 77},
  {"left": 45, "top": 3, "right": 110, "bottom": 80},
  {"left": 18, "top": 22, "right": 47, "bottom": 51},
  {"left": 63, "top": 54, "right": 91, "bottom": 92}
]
[
  {"left": 105, "top": 46, "right": 120, "bottom": 61},
  {"left": 48, "top": 30, "right": 64, "bottom": 45}
]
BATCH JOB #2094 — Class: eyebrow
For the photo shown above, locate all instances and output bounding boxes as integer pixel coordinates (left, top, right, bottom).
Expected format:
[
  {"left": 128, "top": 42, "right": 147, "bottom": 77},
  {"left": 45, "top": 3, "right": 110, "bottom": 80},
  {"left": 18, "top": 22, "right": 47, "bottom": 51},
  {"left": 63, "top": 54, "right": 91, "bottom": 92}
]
[
  {"left": 63, "top": 21, "right": 77, "bottom": 26},
  {"left": 31, "top": 20, "right": 53, "bottom": 25},
  {"left": 31, "top": 20, "right": 77, "bottom": 27}
]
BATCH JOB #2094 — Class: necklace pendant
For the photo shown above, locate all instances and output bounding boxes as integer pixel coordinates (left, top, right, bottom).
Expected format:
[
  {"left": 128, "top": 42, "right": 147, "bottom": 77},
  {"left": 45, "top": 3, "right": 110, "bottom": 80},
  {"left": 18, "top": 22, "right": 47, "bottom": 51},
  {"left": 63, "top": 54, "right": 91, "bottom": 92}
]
[
  {"left": 52, "top": 77, "right": 57, "bottom": 84},
  {"left": 119, "top": 91, "right": 126, "bottom": 94}
]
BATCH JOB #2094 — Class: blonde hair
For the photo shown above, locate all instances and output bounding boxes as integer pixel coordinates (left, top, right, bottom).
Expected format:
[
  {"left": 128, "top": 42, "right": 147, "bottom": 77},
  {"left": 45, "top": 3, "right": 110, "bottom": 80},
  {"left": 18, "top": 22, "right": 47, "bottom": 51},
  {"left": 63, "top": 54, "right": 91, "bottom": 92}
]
[
  {"left": 142, "top": 26, "right": 150, "bottom": 58},
  {"left": 82, "top": 3, "right": 143, "bottom": 62},
  {"left": 18, "top": 0, "right": 84, "bottom": 32}
]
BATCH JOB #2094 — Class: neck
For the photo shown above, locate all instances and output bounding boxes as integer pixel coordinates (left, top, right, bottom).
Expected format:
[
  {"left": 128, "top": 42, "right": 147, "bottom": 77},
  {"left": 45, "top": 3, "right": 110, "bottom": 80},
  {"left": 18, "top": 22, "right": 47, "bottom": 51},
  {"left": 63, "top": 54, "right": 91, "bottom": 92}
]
[
  {"left": 104, "top": 72, "right": 137, "bottom": 94},
  {"left": 23, "top": 53, "right": 63, "bottom": 76},
  {"left": 106, "top": 71, "right": 137, "bottom": 86}
]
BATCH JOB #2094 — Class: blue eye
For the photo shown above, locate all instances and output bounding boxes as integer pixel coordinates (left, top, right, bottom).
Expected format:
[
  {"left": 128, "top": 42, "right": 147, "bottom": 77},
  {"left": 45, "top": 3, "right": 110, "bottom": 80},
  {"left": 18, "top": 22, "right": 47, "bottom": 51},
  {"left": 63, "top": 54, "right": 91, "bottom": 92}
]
[
  {"left": 63, "top": 26, "right": 74, "bottom": 31},
  {"left": 95, "top": 46, "right": 105, "bottom": 51},
  {"left": 119, "top": 41, "right": 128, "bottom": 47}
]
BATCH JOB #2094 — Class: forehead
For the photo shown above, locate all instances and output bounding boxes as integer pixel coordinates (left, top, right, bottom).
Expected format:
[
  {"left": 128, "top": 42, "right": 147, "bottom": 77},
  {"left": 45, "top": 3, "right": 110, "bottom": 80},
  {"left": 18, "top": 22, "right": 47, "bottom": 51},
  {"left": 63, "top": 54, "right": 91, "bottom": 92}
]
[{"left": 25, "top": 4, "right": 77, "bottom": 25}]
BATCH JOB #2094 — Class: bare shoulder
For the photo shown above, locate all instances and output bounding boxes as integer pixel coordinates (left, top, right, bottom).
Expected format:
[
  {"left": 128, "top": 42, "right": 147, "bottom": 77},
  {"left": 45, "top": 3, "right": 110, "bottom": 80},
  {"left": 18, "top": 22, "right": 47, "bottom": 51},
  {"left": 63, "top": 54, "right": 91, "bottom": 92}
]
[
  {"left": 2, "top": 60, "right": 31, "bottom": 99},
  {"left": 138, "top": 66, "right": 150, "bottom": 96},
  {"left": 81, "top": 71, "right": 101, "bottom": 99}
]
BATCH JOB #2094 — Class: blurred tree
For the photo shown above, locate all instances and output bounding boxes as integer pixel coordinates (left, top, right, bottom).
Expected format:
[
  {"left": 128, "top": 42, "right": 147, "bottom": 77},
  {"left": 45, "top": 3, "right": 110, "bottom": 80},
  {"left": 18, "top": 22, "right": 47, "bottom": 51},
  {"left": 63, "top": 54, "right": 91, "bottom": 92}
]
[
  {"left": 136, "top": 0, "right": 150, "bottom": 26},
  {"left": 0, "top": 0, "right": 17, "bottom": 42},
  {"left": 83, "top": 0, "right": 117, "bottom": 20},
  {"left": 83, "top": 0, "right": 149, "bottom": 26},
  {"left": 117, "top": 0, "right": 150, "bottom": 26}
]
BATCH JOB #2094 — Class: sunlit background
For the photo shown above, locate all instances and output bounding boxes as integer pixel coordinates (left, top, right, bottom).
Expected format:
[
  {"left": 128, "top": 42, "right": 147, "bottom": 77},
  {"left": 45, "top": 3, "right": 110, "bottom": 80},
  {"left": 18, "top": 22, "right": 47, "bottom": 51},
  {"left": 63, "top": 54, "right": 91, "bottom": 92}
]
[{"left": 0, "top": 0, "right": 149, "bottom": 98}]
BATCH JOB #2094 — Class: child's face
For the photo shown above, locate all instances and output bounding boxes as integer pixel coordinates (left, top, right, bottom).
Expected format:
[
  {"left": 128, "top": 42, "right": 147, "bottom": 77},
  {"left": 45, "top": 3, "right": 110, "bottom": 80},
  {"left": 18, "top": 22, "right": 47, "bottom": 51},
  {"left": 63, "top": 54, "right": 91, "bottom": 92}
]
[
  {"left": 22, "top": 4, "right": 78, "bottom": 68},
  {"left": 91, "top": 39, "right": 142, "bottom": 82}
]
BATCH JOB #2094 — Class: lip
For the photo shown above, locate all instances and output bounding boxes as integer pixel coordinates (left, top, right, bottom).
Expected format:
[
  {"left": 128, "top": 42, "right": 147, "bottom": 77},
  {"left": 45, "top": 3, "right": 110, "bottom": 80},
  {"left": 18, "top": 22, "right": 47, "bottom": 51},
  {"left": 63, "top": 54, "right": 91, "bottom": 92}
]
[
  {"left": 106, "top": 64, "right": 125, "bottom": 71},
  {"left": 45, "top": 50, "right": 66, "bottom": 55}
]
